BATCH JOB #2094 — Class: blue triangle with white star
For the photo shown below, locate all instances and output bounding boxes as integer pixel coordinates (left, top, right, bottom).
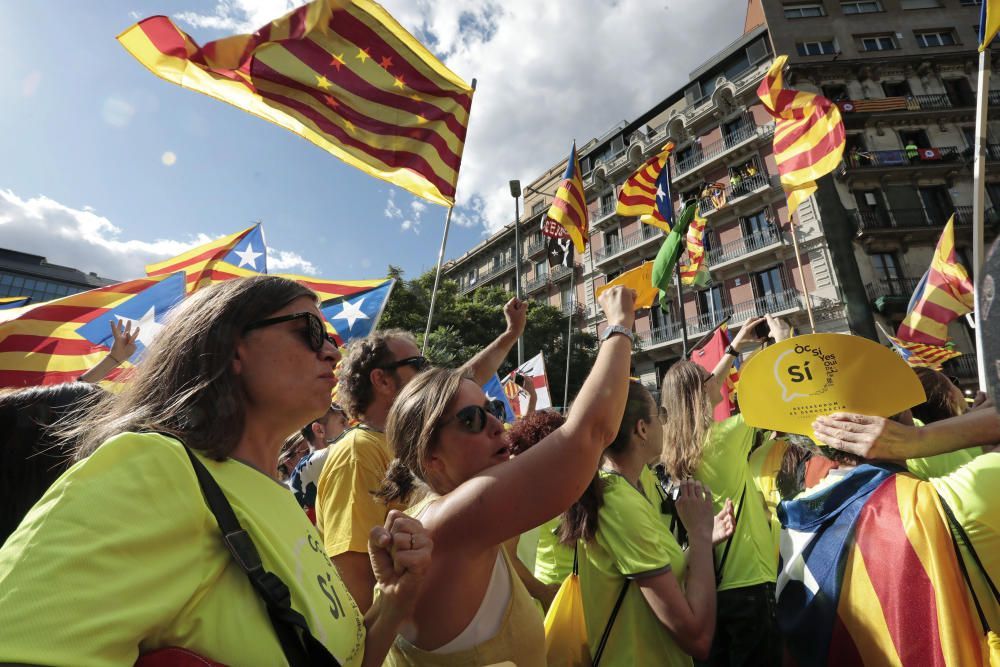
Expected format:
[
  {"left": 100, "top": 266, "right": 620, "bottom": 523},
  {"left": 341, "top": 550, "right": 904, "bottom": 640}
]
[
  {"left": 76, "top": 272, "right": 186, "bottom": 361},
  {"left": 320, "top": 279, "right": 394, "bottom": 346},
  {"left": 223, "top": 224, "right": 267, "bottom": 273},
  {"left": 482, "top": 374, "right": 516, "bottom": 422}
]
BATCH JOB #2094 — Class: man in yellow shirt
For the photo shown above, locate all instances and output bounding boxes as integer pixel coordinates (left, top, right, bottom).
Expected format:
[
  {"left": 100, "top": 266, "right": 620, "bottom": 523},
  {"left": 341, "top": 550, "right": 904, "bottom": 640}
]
[{"left": 317, "top": 298, "right": 527, "bottom": 611}]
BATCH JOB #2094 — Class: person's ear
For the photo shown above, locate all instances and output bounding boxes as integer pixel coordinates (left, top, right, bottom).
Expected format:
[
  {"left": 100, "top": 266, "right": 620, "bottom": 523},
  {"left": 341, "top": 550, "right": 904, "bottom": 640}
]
[
  {"left": 634, "top": 418, "right": 649, "bottom": 441},
  {"left": 311, "top": 421, "right": 325, "bottom": 441},
  {"left": 232, "top": 341, "right": 245, "bottom": 375}
]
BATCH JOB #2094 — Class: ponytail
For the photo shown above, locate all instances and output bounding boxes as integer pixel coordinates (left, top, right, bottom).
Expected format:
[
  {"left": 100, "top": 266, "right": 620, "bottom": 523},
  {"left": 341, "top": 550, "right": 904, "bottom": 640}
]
[{"left": 376, "top": 458, "right": 416, "bottom": 504}]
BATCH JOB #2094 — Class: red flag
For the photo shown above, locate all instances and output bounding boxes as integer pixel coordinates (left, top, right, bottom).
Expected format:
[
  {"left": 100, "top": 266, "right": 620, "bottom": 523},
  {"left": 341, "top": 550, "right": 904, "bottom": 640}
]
[{"left": 689, "top": 324, "right": 738, "bottom": 421}]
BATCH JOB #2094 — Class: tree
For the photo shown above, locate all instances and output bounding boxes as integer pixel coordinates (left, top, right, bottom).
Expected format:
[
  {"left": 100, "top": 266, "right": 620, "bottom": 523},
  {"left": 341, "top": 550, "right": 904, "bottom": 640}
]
[{"left": 380, "top": 266, "right": 598, "bottom": 409}]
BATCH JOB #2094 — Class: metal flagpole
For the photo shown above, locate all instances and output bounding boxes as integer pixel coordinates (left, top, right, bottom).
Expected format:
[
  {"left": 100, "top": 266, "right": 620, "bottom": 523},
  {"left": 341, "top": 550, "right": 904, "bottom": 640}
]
[
  {"left": 563, "top": 254, "right": 576, "bottom": 411},
  {"left": 789, "top": 211, "right": 817, "bottom": 333},
  {"left": 972, "top": 48, "right": 991, "bottom": 389},
  {"left": 675, "top": 263, "right": 690, "bottom": 358},
  {"left": 422, "top": 79, "right": 476, "bottom": 354},
  {"left": 510, "top": 180, "right": 524, "bottom": 366},
  {"left": 423, "top": 206, "right": 455, "bottom": 354}
]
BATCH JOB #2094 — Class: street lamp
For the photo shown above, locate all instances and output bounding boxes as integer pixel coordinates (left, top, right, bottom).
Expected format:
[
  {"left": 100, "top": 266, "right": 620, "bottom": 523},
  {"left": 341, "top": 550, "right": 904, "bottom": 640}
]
[{"left": 509, "top": 179, "right": 524, "bottom": 366}]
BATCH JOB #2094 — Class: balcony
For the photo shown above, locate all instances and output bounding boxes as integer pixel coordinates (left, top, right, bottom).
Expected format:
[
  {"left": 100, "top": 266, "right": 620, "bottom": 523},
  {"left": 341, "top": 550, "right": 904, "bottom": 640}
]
[
  {"left": 591, "top": 200, "right": 618, "bottom": 229},
  {"left": 674, "top": 122, "right": 775, "bottom": 180},
  {"left": 594, "top": 225, "right": 664, "bottom": 265},
  {"left": 523, "top": 272, "right": 550, "bottom": 295},
  {"left": 458, "top": 260, "right": 515, "bottom": 294},
  {"left": 550, "top": 264, "right": 574, "bottom": 283},
  {"left": 840, "top": 92, "right": 1000, "bottom": 126},
  {"left": 698, "top": 173, "right": 773, "bottom": 215},
  {"left": 526, "top": 237, "right": 547, "bottom": 257},
  {"left": 942, "top": 353, "right": 979, "bottom": 380},
  {"left": 864, "top": 276, "right": 923, "bottom": 301},
  {"left": 852, "top": 206, "right": 1000, "bottom": 234},
  {"left": 705, "top": 226, "right": 783, "bottom": 268}
]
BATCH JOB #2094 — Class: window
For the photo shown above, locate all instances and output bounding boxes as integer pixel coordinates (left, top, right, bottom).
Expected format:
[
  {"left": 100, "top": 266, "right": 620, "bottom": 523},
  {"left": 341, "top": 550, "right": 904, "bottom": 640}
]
[
  {"left": 916, "top": 31, "right": 956, "bottom": 47},
  {"left": 882, "top": 80, "right": 911, "bottom": 97},
  {"left": 684, "top": 81, "right": 704, "bottom": 106},
  {"left": 784, "top": 3, "right": 825, "bottom": 18},
  {"left": 535, "top": 260, "right": 548, "bottom": 278},
  {"left": 742, "top": 209, "right": 771, "bottom": 237},
  {"left": 604, "top": 228, "right": 620, "bottom": 252},
  {"left": 796, "top": 39, "right": 837, "bottom": 56},
  {"left": 697, "top": 285, "right": 726, "bottom": 321},
  {"left": 754, "top": 266, "right": 786, "bottom": 308},
  {"left": 901, "top": 0, "right": 941, "bottom": 8},
  {"left": 822, "top": 83, "right": 848, "bottom": 100},
  {"left": 871, "top": 253, "right": 901, "bottom": 281},
  {"left": 531, "top": 200, "right": 548, "bottom": 215},
  {"left": 841, "top": 0, "right": 881, "bottom": 13},
  {"left": 599, "top": 191, "right": 615, "bottom": 216},
  {"left": 861, "top": 35, "right": 897, "bottom": 51},
  {"left": 746, "top": 38, "right": 771, "bottom": 64},
  {"left": 961, "top": 0, "right": 982, "bottom": 4},
  {"left": 675, "top": 144, "right": 702, "bottom": 169},
  {"left": 561, "top": 285, "right": 573, "bottom": 311}
]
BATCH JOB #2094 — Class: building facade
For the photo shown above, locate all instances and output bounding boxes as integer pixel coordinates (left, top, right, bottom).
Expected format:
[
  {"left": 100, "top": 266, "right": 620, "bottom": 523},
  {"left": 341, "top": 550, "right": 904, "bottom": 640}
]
[{"left": 0, "top": 249, "right": 117, "bottom": 304}]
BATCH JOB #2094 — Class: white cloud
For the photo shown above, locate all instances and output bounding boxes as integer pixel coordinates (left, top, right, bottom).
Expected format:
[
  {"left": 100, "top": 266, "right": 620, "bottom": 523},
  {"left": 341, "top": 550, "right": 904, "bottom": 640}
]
[
  {"left": 174, "top": 0, "right": 745, "bottom": 234},
  {"left": 102, "top": 96, "right": 136, "bottom": 128},
  {"left": 384, "top": 190, "right": 402, "bottom": 219},
  {"left": 0, "top": 189, "right": 316, "bottom": 280}
]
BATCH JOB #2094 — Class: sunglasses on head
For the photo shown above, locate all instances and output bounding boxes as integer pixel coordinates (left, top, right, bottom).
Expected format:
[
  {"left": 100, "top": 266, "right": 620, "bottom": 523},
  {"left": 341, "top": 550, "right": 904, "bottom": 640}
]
[
  {"left": 243, "top": 312, "right": 336, "bottom": 352},
  {"left": 444, "top": 401, "right": 507, "bottom": 434},
  {"left": 378, "top": 355, "right": 430, "bottom": 372}
]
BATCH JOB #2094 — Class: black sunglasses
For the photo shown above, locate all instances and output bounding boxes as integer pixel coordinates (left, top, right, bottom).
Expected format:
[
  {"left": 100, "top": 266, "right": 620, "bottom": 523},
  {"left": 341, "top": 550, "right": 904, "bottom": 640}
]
[
  {"left": 443, "top": 401, "right": 506, "bottom": 434},
  {"left": 378, "top": 355, "right": 430, "bottom": 372},
  {"left": 243, "top": 312, "right": 336, "bottom": 352}
]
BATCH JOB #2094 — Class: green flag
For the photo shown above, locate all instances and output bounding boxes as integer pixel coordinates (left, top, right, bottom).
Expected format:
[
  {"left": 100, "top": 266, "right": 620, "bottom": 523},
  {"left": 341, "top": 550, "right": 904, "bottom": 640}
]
[{"left": 652, "top": 201, "right": 698, "bottom": 307}]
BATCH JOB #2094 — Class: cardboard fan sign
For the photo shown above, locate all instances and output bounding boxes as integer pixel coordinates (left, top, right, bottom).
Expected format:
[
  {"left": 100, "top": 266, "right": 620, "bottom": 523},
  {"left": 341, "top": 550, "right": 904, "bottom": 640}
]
[{"left": 739, "top": 334, "right": 925, "bottom": 441}]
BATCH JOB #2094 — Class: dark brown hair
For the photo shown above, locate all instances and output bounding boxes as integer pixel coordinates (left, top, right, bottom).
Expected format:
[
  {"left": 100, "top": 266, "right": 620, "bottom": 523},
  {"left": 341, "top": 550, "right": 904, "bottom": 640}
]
[
  {"left": 336, "top": 329, "right": 417, "bottom": 420},
  {"left": 912, "top": 367, "right": 967, "bottom": 424},
  {"left": 506, "top": 409, "right": 565, "bottom": 455},
  {"left": 559, "top": 381, "right": 654, "bottom": 544},
  {"left": 65, "top": 276, "right": 315, "bottom": 460}
]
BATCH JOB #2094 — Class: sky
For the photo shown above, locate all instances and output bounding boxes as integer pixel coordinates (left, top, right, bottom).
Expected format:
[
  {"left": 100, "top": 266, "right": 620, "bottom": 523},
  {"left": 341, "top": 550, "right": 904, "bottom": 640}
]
[{"left": 0, "top": 1, "right": 745, "bottom": 284}]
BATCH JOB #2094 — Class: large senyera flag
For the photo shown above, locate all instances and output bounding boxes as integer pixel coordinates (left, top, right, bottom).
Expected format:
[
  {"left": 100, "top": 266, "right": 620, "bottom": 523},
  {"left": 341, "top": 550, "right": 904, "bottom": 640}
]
[
  {"left": 887, "top": 335, "right": 961, "bottom": 370},
  {"left": 0, "top": 273, "right": 186, "bottom": 388},
  {"left": 896, "top": 216, "right": 974, "bottom": 346},
  {"left": 777, "top": 465, "right": 990, "bottom": 665},
  {"left": 146, "top": 223, "right": 267, "bottom": 292},
  {"left": 678, "top": 207, "right": 709, "bottom": 286},
  {"left": 119, "top": 0, "right": 474, "bottom": 206},
  {"left": 546, "top": 143, "right": 589, "bottom": 252},
  {"left": 758, "top": 55, "right": 845, "bottom": 216},
  {"left": 616, "top": 144, "right": 675, "bottom": 232}
]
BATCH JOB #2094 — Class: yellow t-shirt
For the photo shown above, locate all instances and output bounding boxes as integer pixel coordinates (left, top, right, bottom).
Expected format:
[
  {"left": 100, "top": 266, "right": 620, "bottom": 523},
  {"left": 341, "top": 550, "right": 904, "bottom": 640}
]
[
  {"left": 316, "top": 425, "right": 402, "bottom": 557},
  {"left": 695, "top": 414, "right": 778, "bottom": 590},
  {"left": 0, "top": 432, "right": 365, "bottom": 667},
  {"left": 907, "top": 447, "right": 985, "bottom": 480},
  {"left": 930, "top": 451, "right": 1000, "bottom": 629},
  {"left": 580, "top": 470, "right": 692, "bottom": 667},
  {"left": 533, "top": 516, "right": 575, "bottom": 586},
  {"left": 748, "top": 436, "right": 789, "bottom": 562}
]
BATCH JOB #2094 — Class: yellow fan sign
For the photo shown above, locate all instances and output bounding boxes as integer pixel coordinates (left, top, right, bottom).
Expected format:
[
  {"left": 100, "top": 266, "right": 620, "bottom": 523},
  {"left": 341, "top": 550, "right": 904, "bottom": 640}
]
[{"left": 739, "top": 333, "right": 925, "bottom": 438}]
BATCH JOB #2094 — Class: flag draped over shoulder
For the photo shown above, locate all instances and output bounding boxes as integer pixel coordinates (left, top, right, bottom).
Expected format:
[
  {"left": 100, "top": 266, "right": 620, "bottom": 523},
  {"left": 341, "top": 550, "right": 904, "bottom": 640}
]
[
  {"left": 119, "top": 0, "right": 474, "bottom": 206},
  {"left": 896, "top": 216, "right": 974, "bottom": 346},
  {"left": 146, "top": 223, "right": 266, "bottom": 292},
  {"left": 546, "top": 143, "right": 589, "bottom": 252},
  {"left": 757, "top": 55, "right": 845, "bottom": 215},
  {"left": 981, "top": 0, "right": 1000, "bottom": 50},
  {"left": 777, "top": 465, "right": 989, "bottom": 665},
  {"left": 887, "top": 334, "right": 961, "bottom": 370},
  {"left": 616, "top": 143, "right": 675, "bottom": 232},
  {"left": 0, "top": 273, "right": 186, "bottom": 388}
]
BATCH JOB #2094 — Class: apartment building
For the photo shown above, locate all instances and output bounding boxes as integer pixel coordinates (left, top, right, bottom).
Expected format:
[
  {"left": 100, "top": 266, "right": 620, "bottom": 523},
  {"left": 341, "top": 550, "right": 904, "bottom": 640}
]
[{"left": 759, "top": 0, "right": 998, "bottom": 382}]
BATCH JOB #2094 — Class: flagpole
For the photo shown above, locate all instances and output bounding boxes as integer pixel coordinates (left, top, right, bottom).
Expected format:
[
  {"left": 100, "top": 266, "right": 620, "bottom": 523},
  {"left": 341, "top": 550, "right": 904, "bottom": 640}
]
[
  {"left": 972, "top": 47, "right": 990, "bottom": 389},
  {"left": 423, "top": 205, "right": 455, "bottom": 354},
  {"left": 563, "top": 260, "right": 576, "bottom": 412},
  {"left": 675, "top": 263, "right": 690, "bottom": 358},
  {"left": 789, "top": 211, "right": 817, "bottom": 333}
]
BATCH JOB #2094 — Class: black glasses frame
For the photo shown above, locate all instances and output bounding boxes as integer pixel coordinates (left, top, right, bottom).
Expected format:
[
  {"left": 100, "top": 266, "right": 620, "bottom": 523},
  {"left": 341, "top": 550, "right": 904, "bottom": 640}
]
[
  {"left": 377, "top": 355, "right": 430, "bottom": 373},
  {"left": 243, "top": 312, "right": 335, "bottom": 352}
]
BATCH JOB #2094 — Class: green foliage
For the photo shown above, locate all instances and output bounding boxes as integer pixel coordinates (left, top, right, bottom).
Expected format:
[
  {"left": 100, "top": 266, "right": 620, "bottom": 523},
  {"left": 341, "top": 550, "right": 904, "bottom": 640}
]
[{"left": 380, "top": 266, "right": 598, "bottom": 409}]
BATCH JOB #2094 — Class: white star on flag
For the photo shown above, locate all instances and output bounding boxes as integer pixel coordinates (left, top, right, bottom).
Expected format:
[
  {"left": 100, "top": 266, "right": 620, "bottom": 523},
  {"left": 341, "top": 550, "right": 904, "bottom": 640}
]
[
  {"left": 119, "top": 306, "right": 163, "bottom": 349},
  {"left": 234, "top": 242, "right": 263, "bottom": 269},
  {"left": 656, "top": 183, "right": 666, "bottom": 200},
  {"left": 332, "top": 297, "right": 368, "bottom": 331}
]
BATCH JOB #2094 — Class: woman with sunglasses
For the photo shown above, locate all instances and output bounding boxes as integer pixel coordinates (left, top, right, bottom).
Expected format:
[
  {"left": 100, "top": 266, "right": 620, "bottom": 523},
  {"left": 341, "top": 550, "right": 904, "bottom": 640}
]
[
  {"left": 374, "top": 286, "right": 637, "bottom": 666},
  {"left": 0, "top": 276, "right": 431, "bottom": 667}
]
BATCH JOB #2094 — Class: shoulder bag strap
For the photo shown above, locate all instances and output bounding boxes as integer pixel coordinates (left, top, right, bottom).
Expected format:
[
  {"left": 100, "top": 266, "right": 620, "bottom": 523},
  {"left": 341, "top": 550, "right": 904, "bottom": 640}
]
[
  {"left": 181, "top": 445, "right": 342, "bottom": 667},
  {"left": 715, "top": 483, "right": 747, "bottom": 586},
  {"left": 592, "top": 578, "right": 630, "bottom": 667},
  {"left": 938, "top": 493, "right": 999, "bottom": 634}
]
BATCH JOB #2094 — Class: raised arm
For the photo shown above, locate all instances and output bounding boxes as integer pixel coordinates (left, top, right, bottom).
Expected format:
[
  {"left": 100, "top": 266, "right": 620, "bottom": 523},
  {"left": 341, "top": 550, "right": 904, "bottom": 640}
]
[
  {"left": 428, "top": 287, "right": 637, "bottom": 551},
  {"left": 79, "top": 319, "right": 138, "bottom": 384},
  {"left": 705, "top": 317, "right": 764, "bottom": 400},
  {"left": 461, "top": 298, "right": 527, "bottom": 386}
]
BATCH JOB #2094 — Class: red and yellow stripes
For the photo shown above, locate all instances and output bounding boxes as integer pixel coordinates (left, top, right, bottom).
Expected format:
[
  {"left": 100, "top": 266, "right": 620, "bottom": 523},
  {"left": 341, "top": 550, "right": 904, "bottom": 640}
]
[
  {"left": 547, "top": 143, "right": 589, "bottom": 252},
  {"left": 679, "top": 207, "right": 708, "bottom": 285},
  {"left": 836, "top": 475, "right": 986, "bottom": 666},
  {"left": 757, "top": 55, "right": 845, "bottom": 215},
  {"left": 897, "top": 217, "right": 974, "bottom": 346},
  {"left": 274, "top": 273, "right": 386, "bottom": 302},
  {"left": 118, "top": 0, "right": 474, "bottom": 206},
  {"left": 616, "top": 145, "right": 673, "bottom": 230},
  {"left": 888, "top": 335, "right": 962, "bottom": 369},
  {"left": 0, "top": 277, "right": 161, "bottom": 388},
  {"left": 145, "top": 224, "right": 258, "bottom": 292}
]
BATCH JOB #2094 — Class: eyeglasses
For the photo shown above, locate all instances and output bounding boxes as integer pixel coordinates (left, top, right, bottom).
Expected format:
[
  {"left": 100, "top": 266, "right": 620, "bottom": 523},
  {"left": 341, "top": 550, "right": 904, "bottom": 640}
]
[
  {"left": 441, "top": 401, "right": 506, "bottom": 434},
  {"left": 657, "top": 405, "right": 668, "bottom": 424},
  {"left": 378, "top": 355, "right": 430, "bottom": 373},
  {"left": 243, "top": 312, "right": 336, "bottom": 352}
]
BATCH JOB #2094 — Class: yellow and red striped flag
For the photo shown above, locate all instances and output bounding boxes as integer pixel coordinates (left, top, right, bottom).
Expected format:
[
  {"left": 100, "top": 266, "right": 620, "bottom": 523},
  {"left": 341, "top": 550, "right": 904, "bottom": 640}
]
[
  {"left": 896, "top": 216, "right": 974, "bottom": 346},
  {"left": 146, "top": 223, "right": 265, "bottom": 293},
  {"left": 757, "top": 55, "right": 845, "bottom": 215},
  {"left": 886, "top": 335, "right": 961, "bottom": 370},
  {"left": 546, "top": 143, "right": 589, "bottom": 252},
  {"left": 616, "top": 143, "right": 675, "bottom": 232},
  {"left": 276, "top": 273, "right": 394, "bottom": 345},
  {"left": 679, "top": 207, "right": 709, "bottom": 286},
  {"left": 119, "top": 0, "right": 473, "bottom": 207}
]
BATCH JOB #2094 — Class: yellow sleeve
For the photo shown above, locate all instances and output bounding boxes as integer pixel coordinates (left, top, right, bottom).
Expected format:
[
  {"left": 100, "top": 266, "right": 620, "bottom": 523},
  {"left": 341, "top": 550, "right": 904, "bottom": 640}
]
[
  {"left": 316, "top": 430, "right": 390, "bottom": 557},
  {"left": 599, "top": 476, "right": 682, "bottom": 578},
  {"left": 0, "top": 433, "right": 209, "bottom": 667}
]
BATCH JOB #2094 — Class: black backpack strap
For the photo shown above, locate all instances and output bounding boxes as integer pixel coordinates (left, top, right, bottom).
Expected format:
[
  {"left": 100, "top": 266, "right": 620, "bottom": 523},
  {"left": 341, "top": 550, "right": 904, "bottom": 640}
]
[
  {"left": 938, "top": 494, "right": 999, "bottom": 635},
  {"left": 181, "top": 445, "right": 342, "bottom": 667},
  {"left": 592, "top": 578, "right": 630, "bottom": 667},
  {"left": 715, "top": 483, "right": 747, "bottom": 586}
]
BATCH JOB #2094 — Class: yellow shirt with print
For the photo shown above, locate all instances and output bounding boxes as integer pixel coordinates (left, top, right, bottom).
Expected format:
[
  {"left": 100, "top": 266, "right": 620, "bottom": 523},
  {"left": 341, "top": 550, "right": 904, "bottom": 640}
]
[
  {"left": 0, "top": 432, "right": 364, "bottom": 667},
  {"left": 696, "top": 414, "right": 778, "bottom": 590},
  {"left": 316, "top": 425, "right": 404, "bottom": 557},
  {"left": 579, "top": 470, "right": 693, "bottom": 667}
]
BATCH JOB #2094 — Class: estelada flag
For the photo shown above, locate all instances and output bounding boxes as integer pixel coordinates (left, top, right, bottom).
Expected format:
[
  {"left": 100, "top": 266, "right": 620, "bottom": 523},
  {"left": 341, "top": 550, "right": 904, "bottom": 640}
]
[
  {"left": 0, "top": 273, "right": 186, "bottom": 388},
  {"left": 616, "top": 143, "right": 675, "bottom": 232},
  {"left": 146, "top": 224, "right": 266, "bottom": 292},
  {"left": 119, "top": 0, "right": 474, "bottom": 207},
  {"left": 546, "top": 143, "right": 589, "bottom": 252}
]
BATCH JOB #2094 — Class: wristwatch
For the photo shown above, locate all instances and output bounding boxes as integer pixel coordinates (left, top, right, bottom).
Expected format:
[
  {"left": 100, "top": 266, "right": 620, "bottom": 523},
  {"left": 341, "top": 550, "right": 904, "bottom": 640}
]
[
  {"left": 601, "top": 324, "right": 634, "bottom": 344},
  {"left": 725, "top": 344, "right": 738, "bottom": 357}
]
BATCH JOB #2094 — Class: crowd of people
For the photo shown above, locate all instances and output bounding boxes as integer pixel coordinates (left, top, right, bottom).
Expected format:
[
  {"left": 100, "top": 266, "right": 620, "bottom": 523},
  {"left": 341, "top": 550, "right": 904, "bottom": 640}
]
[{"left": 0, "top": 270, "right": 997, "bottom": 666}]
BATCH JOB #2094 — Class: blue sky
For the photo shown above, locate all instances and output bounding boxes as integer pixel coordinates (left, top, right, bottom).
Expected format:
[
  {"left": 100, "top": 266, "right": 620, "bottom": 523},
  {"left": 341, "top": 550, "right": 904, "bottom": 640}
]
[{"left": 0, "top": 1, "right": 744, "bottom": 283}]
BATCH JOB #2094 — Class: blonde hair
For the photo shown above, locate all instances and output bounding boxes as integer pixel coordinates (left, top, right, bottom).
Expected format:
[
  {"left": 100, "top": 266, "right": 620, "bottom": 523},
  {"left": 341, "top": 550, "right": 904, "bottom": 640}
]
[{"left": 660, "top": 361, "right": 715, "bottom": 479}]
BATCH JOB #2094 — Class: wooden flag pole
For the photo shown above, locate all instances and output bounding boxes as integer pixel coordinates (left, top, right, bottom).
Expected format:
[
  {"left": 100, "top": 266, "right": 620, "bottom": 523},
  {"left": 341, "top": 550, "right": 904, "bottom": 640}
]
[
  {"left": 972, "top": 47, "right": 991, "bottom": 389},
  {"left": 789, "top": 211, "right": 816, "bottom": 333},
  {"left": 423, "top": 205, "right": 455, "bottom": 354}
]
